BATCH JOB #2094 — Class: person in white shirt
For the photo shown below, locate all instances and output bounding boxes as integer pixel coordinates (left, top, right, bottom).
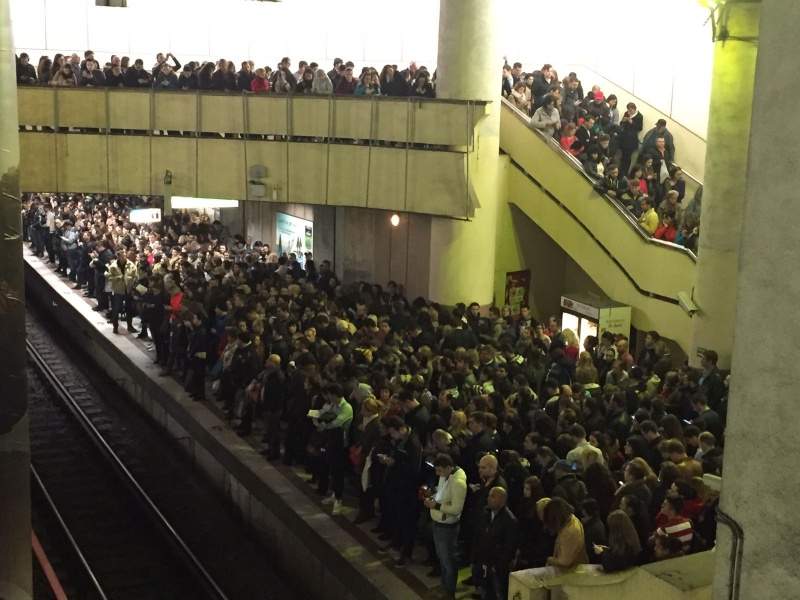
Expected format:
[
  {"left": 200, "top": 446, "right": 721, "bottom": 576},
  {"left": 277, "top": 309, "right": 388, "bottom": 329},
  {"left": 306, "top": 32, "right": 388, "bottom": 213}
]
[
  {"left": 566, "top": 423, "right": 605, "bottom": 468},
  {"left": 423, "top": 453, "right": 467, "bottom": 599}
]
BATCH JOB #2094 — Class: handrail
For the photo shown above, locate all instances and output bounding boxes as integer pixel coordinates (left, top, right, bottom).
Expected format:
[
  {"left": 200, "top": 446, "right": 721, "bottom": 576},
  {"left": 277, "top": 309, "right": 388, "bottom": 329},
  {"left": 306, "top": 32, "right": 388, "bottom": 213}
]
[
  {"left": 27, "top": 339, "right": 229, "bottom": 600},
  {"left": 501, "top": 97, "right": 697, "bottom": 263},
  {"left": 17, "top": 83, "right": 488, "bottom": 107},
  {"left": 31, "top": 465, "right": 108, "bottom": 600},
  {"left": 568, "top": 63, "right": 706, "bottom": 186}
]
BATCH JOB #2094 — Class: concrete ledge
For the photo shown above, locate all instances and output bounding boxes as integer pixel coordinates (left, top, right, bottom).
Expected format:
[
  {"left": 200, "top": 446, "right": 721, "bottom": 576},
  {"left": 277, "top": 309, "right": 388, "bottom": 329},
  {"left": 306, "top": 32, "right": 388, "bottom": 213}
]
[{"left": 24, "top": 252, "right": 421, "bottom": 600}]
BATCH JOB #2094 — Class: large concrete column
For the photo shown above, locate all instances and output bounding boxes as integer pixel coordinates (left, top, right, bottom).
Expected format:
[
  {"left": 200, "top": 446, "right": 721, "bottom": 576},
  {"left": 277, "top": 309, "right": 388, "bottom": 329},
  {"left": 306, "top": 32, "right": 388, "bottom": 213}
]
[
  {"left": 428, "top": 0, "right": 501, "bottom": 306},
  {"left": 689, "top": 3, "right": 760, "bottom": 368},
  {"left": 712, "top": 3, "right": 799, "bottom": 599},
  {"left": 0, "top": 0, "right": 32, "bottom": 598}
]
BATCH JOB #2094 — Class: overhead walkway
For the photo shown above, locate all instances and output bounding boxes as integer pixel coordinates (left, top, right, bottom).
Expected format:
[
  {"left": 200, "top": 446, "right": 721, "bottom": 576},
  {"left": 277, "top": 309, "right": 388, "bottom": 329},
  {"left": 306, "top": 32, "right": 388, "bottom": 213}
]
[
  {"left": 499, "top": 99, "right": 697, "bottom": 350},
  {"left": 16, "top": 87, "right": 487, "bottom": 219}
]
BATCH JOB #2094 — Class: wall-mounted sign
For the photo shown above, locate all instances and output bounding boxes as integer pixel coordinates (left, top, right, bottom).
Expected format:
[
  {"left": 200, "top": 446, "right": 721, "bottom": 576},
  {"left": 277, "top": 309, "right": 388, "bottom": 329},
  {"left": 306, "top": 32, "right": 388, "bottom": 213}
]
[
  {"left": 275, "top": 212, "right": 313, "bottom": 258},
  {"left": 129, "top": 208, "right": 162, "bottom": 224}
]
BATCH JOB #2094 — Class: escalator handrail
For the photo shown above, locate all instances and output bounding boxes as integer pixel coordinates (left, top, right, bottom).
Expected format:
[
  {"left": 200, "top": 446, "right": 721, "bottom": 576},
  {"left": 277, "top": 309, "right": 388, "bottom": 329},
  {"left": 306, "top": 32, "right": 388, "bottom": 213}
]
[{"left": 500, "top": 98, "right": 698, "bottom": 263}]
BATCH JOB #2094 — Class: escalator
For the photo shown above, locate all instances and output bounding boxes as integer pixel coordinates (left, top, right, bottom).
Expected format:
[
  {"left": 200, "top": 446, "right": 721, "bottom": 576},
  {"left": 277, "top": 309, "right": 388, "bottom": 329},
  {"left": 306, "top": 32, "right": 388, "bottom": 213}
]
[{"left": 498, "top": 99, "right": 697, "bottom": 350}]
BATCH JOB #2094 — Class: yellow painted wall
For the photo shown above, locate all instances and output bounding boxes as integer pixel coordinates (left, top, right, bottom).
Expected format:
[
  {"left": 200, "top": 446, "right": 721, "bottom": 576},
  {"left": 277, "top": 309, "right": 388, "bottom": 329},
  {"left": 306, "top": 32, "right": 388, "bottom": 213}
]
[{"left": 16, "top": 88, "right": 479, "bottom": 218}]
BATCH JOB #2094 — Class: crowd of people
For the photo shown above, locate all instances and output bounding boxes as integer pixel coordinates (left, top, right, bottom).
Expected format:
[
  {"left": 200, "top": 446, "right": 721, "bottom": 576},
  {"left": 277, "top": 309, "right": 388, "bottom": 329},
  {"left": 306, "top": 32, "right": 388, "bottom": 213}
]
[
  {"left": 15, "top": 51, "right": 436, "bottom": 98},
  {"left": 502, "top": 61, "right": 701, "bottom": 252},
  {"left": 22, "top": 191, "right": 725, "bottom": 599},
  {"left": 15, "top": 47, "right": 701, "bottom": 252}
]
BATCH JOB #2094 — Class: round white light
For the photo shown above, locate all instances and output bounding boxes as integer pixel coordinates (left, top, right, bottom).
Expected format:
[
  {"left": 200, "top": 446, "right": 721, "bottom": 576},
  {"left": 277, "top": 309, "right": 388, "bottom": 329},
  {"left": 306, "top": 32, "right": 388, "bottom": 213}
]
[{"left": 390, "top": 214, "right": 400, "bottom": 227}]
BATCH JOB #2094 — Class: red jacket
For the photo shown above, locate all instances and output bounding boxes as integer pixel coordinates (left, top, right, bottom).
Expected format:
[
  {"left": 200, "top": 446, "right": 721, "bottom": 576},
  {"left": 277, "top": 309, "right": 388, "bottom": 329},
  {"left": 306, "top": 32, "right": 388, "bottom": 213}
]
[
  {"left": 654, "top": 223, "right": 677, "bottom": 242},
  {"left": 250, "top": 77, "right": 270, "bottom": 94}
]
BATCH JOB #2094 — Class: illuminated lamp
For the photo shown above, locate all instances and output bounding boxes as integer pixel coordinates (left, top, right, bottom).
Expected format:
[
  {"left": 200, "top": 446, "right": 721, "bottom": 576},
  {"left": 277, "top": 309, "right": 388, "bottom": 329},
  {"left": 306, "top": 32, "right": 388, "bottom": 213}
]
[
  {"left": 171, "top": 196, "right": 240, "bottom": 209},
  {"left": 390, "top": 214, "right": 400, "bottom": 227}
]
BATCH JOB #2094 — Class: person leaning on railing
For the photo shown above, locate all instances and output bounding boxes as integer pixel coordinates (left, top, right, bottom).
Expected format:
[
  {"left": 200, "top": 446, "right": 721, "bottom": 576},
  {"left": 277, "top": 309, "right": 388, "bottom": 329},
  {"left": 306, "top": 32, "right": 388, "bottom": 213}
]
[{"left": 16, "top": 53, "right": 37, "bottom": 85}]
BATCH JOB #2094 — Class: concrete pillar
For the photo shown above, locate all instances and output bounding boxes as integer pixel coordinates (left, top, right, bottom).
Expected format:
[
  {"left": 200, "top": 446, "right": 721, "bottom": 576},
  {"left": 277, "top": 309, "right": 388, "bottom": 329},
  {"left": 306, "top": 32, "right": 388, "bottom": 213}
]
[
  {"left": 713, "top": 4, "right": 800, "bottom": 599},
  {"left": 689, "top": 3, "right": 760, "bottom": 368},
  {"left": 428, "top": 0, "right": 500, "bottom": 306},
  {"left": 0, "top": 0, "right": 32, "bottom": 597}
]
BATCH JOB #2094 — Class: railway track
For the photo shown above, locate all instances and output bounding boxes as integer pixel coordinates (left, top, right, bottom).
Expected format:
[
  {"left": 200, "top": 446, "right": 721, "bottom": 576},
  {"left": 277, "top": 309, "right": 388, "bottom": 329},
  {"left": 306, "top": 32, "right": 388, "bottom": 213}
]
[{"left": 27, "top": 307, "right": 296, "bottom": 600}]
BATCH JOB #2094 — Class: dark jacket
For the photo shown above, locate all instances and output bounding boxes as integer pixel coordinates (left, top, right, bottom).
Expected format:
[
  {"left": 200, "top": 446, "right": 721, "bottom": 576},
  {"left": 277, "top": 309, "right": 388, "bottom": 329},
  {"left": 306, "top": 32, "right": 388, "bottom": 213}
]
[
  {"left": 153, "top": 72, "right": 178, "bottom": 90},
  {"left": 17, "top": 61, "right": 37, "bottom": 85},
  {"left": 188, "top": 325, "right": 208, "bottom": 362},
  {"left": 237, "top": 69, "right": 254, "bottom": 92},
  {"left": 261, "top": 367, "right": 287, "bottom": 414},
  {"left": 700, "top": 368, "right": 726, "bottom": 412},
  {"left": 177, "top": 72, "right": 197, "bottom": 90},
  {"left": 385, "top": 431, "right": 423, "bottom": 497},
  {"left": 442, "top": 326, "right": 478, "bottom": 351},
  {"left": 80, "top": 70, "right": 106, "bottom": 87},
  {"left": 124, "top": 66, "right": 151, "bottom": 88},
  {"left": 212, "top": 70, "right": 237, "bottom": 91},
  {"left": 334, "top": 77, "right": 358, "bottom": 95},
  {"left": 601, "top": 548, "right": 641, "bottom": 573},
  {"left": 618, "top": 112, "right": 644, "bottom": 152},
  {"left": 105, "top": 71, "right": 125, "bottom": 87},
  {"left": 380, "top": 76, "right": 408, "bottom": 97},
  {"left": 462, "top": 429, "right": 496, "bottom": 482},
  {"left": 474, "top": 506, "right": 518, "bottom": 577},
  {"left": 405, "top": 404, "right": 431, "bottom": 442}
]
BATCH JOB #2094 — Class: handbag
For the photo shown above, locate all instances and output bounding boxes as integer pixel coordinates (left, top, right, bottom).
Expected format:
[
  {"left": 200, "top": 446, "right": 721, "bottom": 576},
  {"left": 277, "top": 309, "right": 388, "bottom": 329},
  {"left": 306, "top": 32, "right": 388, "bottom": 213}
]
[{"left": 348, "top": 444, "right": 363, "bottom": 467}]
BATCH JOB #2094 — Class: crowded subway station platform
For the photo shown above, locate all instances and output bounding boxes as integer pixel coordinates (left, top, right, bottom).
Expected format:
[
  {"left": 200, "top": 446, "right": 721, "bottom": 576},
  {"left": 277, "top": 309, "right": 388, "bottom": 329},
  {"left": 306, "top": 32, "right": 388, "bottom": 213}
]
[{"left": 1, "top": 1, "right": 797, "bottom": 600}]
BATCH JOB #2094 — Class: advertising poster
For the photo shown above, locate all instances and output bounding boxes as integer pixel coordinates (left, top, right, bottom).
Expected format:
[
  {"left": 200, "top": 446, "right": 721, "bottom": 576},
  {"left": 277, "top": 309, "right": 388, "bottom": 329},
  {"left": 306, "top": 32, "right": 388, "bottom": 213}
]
[
  {"left": 599, "top": 306, "right": 632, "bottom": 339},
  {"left": 128, "top": 208, "right": 162, "bottom": 224},
  {"left": 504, "top": 269, "right": 531, "bottom": 314},
  {"left": 275, "top": 212, "right": 313, "bottom": 260}
]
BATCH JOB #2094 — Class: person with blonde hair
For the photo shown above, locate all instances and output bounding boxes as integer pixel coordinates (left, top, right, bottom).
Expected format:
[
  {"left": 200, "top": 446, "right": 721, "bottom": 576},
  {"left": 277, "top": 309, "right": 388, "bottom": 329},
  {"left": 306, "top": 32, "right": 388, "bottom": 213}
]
[
  {"left": 562, "top": 328, "right": 580, "bottom": 363},
  {"left": 594, "top": 510, "right": 642, "bottom": 572},
  {"left": 448, "top": 410, "right": 469, "bottom": 447},
  {"left": 575, "top": 351, "right": 599, "bottom": 384}
]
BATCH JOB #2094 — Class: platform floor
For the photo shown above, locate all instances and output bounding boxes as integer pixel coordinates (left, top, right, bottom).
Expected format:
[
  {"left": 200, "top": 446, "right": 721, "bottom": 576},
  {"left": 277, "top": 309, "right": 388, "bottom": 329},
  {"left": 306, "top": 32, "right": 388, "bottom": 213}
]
[{"left": 25, "top": 249, "right": 480, "bottom": 600}]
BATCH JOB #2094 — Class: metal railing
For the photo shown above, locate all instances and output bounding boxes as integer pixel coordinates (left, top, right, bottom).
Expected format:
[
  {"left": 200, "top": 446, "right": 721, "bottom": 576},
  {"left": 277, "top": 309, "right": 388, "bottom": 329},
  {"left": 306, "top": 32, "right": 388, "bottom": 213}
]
[{"left": 501, "top": 97, "right": 697, "bottom": 263}]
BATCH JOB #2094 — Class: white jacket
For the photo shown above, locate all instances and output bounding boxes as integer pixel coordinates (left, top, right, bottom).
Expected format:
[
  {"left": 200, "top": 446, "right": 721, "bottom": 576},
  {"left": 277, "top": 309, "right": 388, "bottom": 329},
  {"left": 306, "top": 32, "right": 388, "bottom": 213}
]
[{"left": 430, "top": 467, "right": 467, "bottom": 525}]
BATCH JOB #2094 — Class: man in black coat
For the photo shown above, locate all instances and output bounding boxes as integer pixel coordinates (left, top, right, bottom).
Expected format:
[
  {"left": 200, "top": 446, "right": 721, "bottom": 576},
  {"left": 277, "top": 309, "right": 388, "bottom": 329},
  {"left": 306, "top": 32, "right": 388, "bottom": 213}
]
[
  {"left": 185, "top": 312, "right": 208, "bottom": 401},
  {"left": 441, "top": 309, "right": 478, "bottom": 351},
  {"left": 699, "top": 350, "right": 726, "bottom": 412},
  {"left": 618, "top": 102, "right": 644, "bottom": 175},
  {"left": 474, "top": 487, "right": 518, "bottom": 600},
  {"left": 91, "top": 242, "right": 113, "bottom": 312},
  {"left": 16, "top": 53, "right": 37, "bottom": 85},
  {"left": 283, "top": 355, "right": 315, "bottom": 466},
  {"left": 378, "top": 415, "right": 423, "bottom": 566},
  {"left": 124, "top": 59, "right": 152, "bottom": 87},
  {"left": 260, "top": 354, "right": 287, "bottom": 460}
]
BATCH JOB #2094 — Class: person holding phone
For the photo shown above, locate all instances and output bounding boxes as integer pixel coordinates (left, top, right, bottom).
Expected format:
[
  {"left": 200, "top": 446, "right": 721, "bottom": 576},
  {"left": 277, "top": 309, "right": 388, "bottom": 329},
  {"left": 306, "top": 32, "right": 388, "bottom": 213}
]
[
  {"left": 423, "top": 453, "right": 467, "bottom": 599},
  {"left": 594, "top": 510, "right": 643, "bottom": 572}
]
